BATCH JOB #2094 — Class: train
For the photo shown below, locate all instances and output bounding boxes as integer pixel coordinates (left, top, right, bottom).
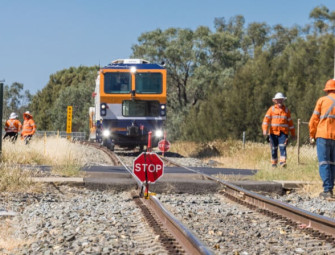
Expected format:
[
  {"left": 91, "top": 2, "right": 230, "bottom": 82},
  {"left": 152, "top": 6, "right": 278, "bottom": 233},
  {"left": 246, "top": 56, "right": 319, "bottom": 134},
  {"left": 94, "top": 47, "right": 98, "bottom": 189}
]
[{"left": 89, "top": 59, "right": 167, "bottom": 151}]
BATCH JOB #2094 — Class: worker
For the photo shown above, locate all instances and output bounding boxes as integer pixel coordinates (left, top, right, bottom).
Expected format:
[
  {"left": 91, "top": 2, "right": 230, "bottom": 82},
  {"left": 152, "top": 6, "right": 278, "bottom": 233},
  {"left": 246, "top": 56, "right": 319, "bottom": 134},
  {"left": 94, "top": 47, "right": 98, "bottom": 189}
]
[
  {"left": 3, "top": 112, "right": 22, "bottom": 141},
  {"left": 262, "top": 92, "right": 296, "bottom": 167},
  {"left": 21, "top": 111, "right": 36, "bottom": 143},
  {"left": 309, "top": 79, "right": 335, "bottom": 199}
]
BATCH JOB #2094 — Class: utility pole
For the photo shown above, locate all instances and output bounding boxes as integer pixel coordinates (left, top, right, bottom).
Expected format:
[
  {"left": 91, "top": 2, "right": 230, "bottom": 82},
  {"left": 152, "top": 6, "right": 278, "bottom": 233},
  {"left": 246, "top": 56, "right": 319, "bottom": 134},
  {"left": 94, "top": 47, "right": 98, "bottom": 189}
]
[{"left": 0, "top": 79, "right": 4, "bottom": 155}]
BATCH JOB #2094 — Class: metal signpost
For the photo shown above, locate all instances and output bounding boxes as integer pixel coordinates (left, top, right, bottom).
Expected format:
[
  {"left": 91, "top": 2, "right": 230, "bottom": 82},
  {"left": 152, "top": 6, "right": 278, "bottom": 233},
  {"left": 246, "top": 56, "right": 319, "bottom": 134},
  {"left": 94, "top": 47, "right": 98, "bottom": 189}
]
[{"left": 133, "top": 152, "right": 164, "bottom": 198}]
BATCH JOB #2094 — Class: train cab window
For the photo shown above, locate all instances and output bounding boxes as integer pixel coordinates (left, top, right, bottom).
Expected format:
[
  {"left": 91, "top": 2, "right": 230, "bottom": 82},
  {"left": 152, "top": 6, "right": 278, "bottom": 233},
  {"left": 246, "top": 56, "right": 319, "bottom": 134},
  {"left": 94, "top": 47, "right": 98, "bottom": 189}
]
[
  {"left": 122, "top": 100, "right": 160, "bottom": 117},
  {"left": 104, "top": 73, "right": 131, "bottom": 94},
  {"left": 135, "top": 73, "right": 162, "bottom": 94}
]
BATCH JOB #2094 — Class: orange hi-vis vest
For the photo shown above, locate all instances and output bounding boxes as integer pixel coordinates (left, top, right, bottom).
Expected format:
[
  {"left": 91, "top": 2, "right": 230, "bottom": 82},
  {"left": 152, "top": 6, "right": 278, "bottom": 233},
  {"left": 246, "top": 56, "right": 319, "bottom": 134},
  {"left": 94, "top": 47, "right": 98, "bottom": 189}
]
[
  {"left": 21, "top": 119, "right": 36, "bottom": 136},
  {"left": 262, "top": 104, "right": 295, "bottom": 136},
  {"left": 5, "top": 119, "right": 22, "bottom": 133},
  {"left": 309, "top": 93, "right": 335, "bottom": 139}
]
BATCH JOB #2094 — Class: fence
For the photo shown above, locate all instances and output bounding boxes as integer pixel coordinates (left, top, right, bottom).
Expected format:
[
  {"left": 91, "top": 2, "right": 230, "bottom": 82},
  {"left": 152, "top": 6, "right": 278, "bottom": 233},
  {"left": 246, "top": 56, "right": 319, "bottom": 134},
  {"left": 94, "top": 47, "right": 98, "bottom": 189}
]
[
  {"left": 297, "top": 119, "right": 317, "bottom": 164},
  {"left": 35, "top": 131, "right": 86, "bottom": 141}
]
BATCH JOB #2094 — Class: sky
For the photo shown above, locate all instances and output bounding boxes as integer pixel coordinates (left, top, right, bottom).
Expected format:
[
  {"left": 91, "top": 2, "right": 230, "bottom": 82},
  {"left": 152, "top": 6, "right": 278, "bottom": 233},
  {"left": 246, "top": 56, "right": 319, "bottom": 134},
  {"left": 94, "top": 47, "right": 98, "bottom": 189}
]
[{"left": 0, "top": 0, "right": 334, "bottom": 94}]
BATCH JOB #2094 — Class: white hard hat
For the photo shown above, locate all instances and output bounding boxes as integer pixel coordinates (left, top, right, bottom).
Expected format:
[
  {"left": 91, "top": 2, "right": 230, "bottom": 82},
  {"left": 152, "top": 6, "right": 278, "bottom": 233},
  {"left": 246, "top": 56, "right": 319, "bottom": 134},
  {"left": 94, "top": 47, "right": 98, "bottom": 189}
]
[
  {"left": 24, "top": 111, "right": 33, "bottom": 118},
  {"left": 273, "top": 92, "right": 287, "bottom": 100},
  {"left": 9, "top": 112, "right": 17, "bottom": 119}
]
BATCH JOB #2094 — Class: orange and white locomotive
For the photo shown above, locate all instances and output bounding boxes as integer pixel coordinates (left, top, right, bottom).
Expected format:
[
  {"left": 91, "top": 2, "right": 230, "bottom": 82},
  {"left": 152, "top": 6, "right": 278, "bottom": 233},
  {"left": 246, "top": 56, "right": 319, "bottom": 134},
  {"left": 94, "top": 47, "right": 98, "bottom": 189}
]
[{"left": 89, "top": 59, "right": 167, "bottom": 150}]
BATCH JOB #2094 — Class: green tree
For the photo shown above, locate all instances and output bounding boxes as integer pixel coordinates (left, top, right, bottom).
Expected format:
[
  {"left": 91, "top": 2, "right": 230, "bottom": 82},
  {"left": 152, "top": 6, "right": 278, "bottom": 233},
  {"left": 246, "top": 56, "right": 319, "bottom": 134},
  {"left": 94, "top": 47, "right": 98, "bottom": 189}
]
[
  {"left": 51, "top": 83, "right": 93, "bottom": 132},
  {"left": 29, "top": 66, "right": 98, "bottom": 131},
  {"left": 3, "top": 82, "right": 31, "bottom": 122}
]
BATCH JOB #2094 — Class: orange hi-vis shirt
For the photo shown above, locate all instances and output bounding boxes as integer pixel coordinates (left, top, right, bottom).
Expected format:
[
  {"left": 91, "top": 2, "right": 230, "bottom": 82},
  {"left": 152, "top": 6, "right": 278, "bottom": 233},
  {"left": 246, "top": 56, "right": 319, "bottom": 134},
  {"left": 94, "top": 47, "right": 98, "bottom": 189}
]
[
  {"left": 21, "top": 119, "right": 36, "bottom": 136},
  {"left": 309, "top": 93, "right": 335, "bottom": 140},
  {"left": 262, "top": 104, "right": 295, "bottom": 136},
  {"left": 4, "top": 119, "right": 22, "bottom": 133}
]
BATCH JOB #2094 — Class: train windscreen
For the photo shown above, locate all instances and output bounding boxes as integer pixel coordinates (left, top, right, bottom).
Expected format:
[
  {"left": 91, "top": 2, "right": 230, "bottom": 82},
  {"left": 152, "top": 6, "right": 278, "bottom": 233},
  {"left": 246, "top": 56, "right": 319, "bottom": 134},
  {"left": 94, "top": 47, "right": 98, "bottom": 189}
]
[
  {"left": 122, "top": 100, "right": 160, "bottom": 117},
  {"left": 104, "top": 73, "right": 131, "bottom": 93},
  {"left": 135, "top": 73, "right": 162, "bottom": 94}
]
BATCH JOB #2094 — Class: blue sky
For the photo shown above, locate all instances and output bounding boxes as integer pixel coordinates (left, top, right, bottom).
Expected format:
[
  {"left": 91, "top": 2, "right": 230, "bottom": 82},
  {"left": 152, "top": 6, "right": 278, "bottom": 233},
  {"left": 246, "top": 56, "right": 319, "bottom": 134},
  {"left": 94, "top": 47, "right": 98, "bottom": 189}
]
[{"left": 0, "top": 0, "right": 334, "bottom": 94}]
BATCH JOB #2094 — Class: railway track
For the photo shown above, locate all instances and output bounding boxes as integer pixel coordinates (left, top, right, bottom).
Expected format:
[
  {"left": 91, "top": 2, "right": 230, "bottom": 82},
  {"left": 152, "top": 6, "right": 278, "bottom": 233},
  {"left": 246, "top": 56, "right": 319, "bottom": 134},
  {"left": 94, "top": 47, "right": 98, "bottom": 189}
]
[
  {"left": 81, "top": 142, "right": 335, "bottom": 253},
  {"left": 81, "top": 141, "right": 213, "bottom": 254}
]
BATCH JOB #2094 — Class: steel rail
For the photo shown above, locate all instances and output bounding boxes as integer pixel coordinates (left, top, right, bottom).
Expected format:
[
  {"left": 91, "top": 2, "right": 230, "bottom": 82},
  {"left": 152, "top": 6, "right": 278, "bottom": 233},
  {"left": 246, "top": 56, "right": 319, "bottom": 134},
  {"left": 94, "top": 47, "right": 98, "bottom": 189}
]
[
  {"left": 144, "top": 195, "right": 213, "bottom": 255},
  {"left": 162, "top": 157, "right": 335, "bottom": 240},
  {"left": 113, "top": 152, "right": 213, "bottom": 254},
  {"left": 83, "top": 142, "right": 213, "bottom": 253}
]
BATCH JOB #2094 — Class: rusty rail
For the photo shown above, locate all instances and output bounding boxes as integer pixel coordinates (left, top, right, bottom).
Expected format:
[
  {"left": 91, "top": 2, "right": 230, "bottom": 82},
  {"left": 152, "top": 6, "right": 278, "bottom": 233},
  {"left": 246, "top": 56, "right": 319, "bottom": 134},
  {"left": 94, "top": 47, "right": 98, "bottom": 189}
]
[
  {"left": 84, "top": 141, "right": 213, "bottom": 253},
  {"left": 162, "top": 157, "right": 335, "bottom": 240},
  {"left": 144, "top": 194, "right": 213, "bottom": 255}
]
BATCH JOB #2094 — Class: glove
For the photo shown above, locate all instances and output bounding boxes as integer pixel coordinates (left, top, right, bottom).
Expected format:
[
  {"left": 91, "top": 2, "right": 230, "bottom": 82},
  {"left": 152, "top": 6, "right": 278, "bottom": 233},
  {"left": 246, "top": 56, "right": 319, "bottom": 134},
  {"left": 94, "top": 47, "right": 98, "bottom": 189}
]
[
  {"left": 284, "top": 138, "right": 289, "bottom": 145},
  {"left": 309, "top": 138, "right": 315, "bottom": 145},
  {"left": 266, "top": 136, "right": 270, "bottom": 143}
]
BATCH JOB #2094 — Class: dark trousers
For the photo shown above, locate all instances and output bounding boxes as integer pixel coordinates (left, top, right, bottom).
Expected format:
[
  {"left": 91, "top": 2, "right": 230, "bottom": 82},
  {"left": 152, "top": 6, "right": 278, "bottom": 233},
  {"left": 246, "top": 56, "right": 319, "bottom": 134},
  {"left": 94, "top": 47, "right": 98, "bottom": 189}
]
[
  {"left": 3, "top": 132, "right": 18, "bottom": 141},
  {"left": 269, "top": 132, "right": 288, "bottom": 165}
]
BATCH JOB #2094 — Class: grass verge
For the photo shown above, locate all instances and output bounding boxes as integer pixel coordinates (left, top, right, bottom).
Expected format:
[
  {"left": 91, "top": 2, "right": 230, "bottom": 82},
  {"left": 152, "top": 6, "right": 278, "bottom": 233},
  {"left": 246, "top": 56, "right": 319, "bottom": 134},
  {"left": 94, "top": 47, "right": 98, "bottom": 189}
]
[{"left": 170, "top": 139, "right": 322, "bottom": 193}]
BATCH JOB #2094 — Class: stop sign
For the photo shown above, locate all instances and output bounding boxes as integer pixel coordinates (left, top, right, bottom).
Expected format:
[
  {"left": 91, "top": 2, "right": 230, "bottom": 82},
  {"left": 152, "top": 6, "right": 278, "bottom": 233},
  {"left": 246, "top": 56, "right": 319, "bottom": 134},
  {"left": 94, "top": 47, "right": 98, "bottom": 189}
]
[
  {"left": 133, "top": 152, "right": 164, "bottom": 183},
  {"left": 158, "top": 139, "right": 170, "bottom": 152}
]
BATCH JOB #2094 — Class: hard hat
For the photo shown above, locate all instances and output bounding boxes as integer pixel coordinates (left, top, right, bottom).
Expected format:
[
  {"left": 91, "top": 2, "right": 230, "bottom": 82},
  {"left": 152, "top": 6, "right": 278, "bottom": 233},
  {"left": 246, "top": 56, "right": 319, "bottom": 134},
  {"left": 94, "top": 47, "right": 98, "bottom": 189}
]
[
  {"left": 9, "top": 112, "right": 17, "bottom": 119},
  {"left": 273, "top": 92, "right": 287, "bottom": 100},
  {"left": 324, "top": 79, "right": 335, "bottom": 91},
  {"left": 24, "top": 111, "right": 32, "bottom": 117}
]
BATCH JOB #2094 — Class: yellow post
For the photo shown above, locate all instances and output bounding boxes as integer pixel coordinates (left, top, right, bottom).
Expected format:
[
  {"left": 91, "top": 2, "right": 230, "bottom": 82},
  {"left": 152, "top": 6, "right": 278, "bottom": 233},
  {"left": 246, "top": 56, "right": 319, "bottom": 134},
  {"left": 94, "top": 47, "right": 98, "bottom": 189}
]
[{"left": 67, "top": 106, "right": 73, "bottom": 140}]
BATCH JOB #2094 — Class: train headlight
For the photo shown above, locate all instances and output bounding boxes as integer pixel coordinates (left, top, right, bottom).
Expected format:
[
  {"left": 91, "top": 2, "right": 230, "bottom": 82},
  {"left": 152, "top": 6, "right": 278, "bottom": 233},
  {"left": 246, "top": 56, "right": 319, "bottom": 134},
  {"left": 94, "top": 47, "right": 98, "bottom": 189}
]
[
  {"left": 102, "top": 129, "right": 110, "bottom": 137},
  {"left": 101, "top": 103, "right": 107, "bottom": 116},
  {"left": 160, "top": 104, "right": 166, "bottom": 116},
  {"left": 154, "top": 129, "right": 163, "bottom": 138},
  {"left": 130, "top": 66, "right": 137, "bottom": 73}
]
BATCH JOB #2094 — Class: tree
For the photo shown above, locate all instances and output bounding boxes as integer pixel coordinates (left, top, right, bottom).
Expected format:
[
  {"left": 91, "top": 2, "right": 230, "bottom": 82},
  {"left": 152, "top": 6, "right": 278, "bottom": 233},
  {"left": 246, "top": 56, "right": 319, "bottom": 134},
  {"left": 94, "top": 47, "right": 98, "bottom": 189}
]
[
  {"left": 132, "top": 25, "right": 243, "bottom": 139},
  {"left": 29, "top": 66, "right": 98, "bottom": 130},
  {"left": 50, "top": 83, "right": 93, "bottom": 132},
  {"left": 3, "top": 82, "right": 31, "bottom": 122}
]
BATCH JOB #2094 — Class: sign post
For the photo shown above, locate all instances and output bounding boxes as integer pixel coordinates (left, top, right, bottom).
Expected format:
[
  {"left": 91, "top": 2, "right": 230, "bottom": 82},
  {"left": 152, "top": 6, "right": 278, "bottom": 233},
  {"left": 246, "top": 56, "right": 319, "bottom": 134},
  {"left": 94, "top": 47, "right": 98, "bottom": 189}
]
[
  {"left": 66, "top": 106, "right": 73, "bottom": 140},
  {"left": 133, "top": 152, "right": 164, "bottom": 198},
  {"left": 158, "top": 132, "right": 170, "bottom": 156},
  {"left": 0, "top": 80, "right": 4, "bottom": 155}
]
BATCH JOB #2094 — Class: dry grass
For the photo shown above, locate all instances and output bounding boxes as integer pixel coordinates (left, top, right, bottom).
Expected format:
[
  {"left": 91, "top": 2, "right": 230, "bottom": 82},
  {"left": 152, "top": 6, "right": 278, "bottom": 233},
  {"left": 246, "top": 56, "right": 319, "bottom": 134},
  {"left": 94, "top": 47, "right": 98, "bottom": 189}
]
[
  {"left": 0, "top": 164, "right": 44, "bottom": 192},
  {"left": 171, "top": 139, "right": 322, "bottom": 193},
  {"left": 0, "top": 136, "right": 87, "bottom": 192},
  {"left": 2, "top": 137, "right": 85, "bottom": 166}
]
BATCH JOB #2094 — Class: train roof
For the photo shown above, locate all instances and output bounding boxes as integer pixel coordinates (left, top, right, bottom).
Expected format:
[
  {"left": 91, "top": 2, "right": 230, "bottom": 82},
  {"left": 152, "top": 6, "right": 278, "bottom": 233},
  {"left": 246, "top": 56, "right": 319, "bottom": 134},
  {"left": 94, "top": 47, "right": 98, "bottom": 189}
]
[{"left": 102, "top": 59, "right": 165, "bottom": 70}]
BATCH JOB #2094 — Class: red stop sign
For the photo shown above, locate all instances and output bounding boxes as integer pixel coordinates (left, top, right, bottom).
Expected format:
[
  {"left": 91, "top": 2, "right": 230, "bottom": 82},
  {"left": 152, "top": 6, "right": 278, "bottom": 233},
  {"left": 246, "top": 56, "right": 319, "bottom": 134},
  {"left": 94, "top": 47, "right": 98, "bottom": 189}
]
[
  {"left": 158, "top": 139, "right": 170, "bottom": 152},
  {"left": 133, "top": 152, "right": 164, "bottom": 183}
]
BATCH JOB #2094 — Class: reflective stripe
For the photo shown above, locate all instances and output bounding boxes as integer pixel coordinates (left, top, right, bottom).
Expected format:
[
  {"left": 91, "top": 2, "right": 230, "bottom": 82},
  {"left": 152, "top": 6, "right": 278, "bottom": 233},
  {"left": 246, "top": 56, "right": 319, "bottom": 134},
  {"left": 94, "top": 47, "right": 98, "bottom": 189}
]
[
  {"left": 279, "top": 144, "right": 286, "bottom": 147},
  {"left": 270, "top": 124, "right": 289, "bottom": 127},
  {"left": 22, "top": 119, "right": 36, "bottom": 134},
  {"left": 272, "top": 116, "right": 288, "bottom": 119},
  {"left": 320, "top": 95, "right": 335, "bottom": 119},
  {"left": 289, "top": 126, "right": 294, "bottom": 129},
  {"left": 265, "top": 115, "right": 271, "bottom": 118},
  {"left": 321, "top": 114, "right": 335, "bottom": 119},
  {"left": 319, "top": 161, "right": 335, "bottom": 166},
  {"left": 5, "top": 119, "right": 20, "bottom": 132},
  {"left": 313, "top": 110, "right": 320, "bottom": 116}
]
